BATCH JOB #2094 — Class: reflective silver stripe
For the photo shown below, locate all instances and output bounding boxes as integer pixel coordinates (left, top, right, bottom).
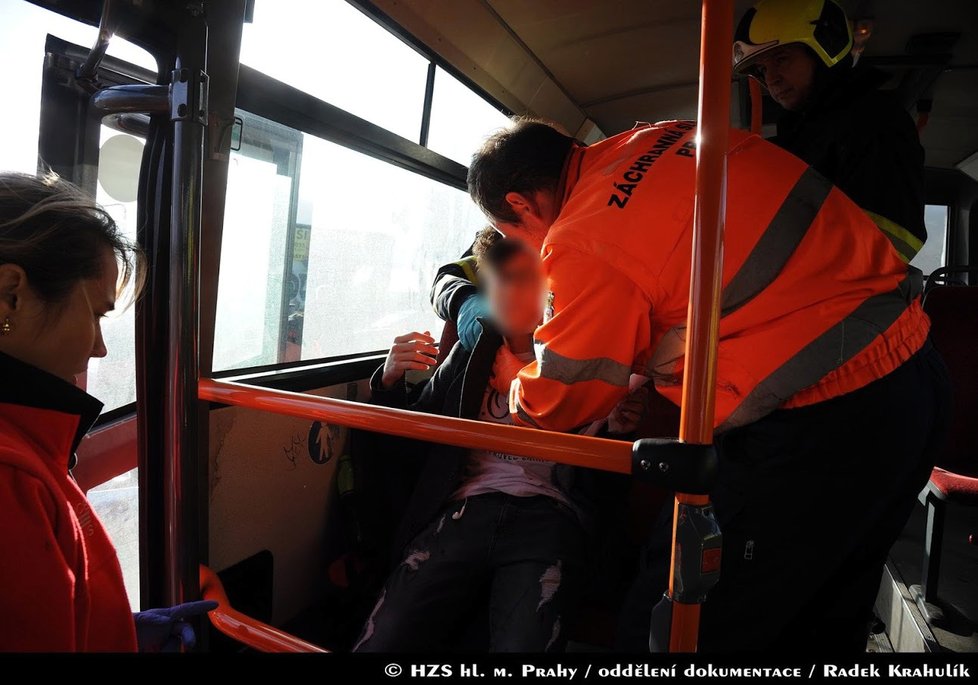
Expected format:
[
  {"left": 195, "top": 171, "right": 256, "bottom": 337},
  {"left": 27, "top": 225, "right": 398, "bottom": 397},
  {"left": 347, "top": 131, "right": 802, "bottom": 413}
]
[
  {"left": 717, "top": 276, "right": 917, "bottom": 432},
  {"left": 721, "top": 166, "right": 833, "bottom": 317},
  {"left": 535, "top": 342, "right": 631, "bottom": 388},
  {"left": 515, "top": 402, "right": 542, "bottom": 428},
  {"left": 648, "top": 167, "right": 833, "bottom": 378}
]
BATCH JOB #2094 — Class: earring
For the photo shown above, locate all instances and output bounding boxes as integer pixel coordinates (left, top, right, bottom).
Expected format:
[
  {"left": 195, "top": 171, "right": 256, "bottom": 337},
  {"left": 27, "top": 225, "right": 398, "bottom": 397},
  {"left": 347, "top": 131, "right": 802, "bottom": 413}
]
[{"left": 1, "top": 317, "right": 12, "bottom": 336}]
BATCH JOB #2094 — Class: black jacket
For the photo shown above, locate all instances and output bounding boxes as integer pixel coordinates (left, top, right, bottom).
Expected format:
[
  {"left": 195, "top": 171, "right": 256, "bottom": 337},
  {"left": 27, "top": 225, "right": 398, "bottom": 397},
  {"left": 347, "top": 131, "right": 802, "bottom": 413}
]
[
  {"left": 366, "top": 321, "right": 625, "bottom": 562},
  {"left": 773, "top": 65, "right": 926, "bottom": 252},
  {"left": 429, "top": 254, "right": 478, "bottom": 323}
]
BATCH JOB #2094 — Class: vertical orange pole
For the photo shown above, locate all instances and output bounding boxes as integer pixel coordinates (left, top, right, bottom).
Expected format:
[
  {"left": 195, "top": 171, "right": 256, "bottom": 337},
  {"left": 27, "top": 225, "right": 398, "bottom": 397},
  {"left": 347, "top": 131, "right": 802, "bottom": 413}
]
[
  {"left": 749, "top": 78, "right": 763, "bottom": 134},
  {"left": 668, "top": 0, "right": 732, "bottom": 652}
]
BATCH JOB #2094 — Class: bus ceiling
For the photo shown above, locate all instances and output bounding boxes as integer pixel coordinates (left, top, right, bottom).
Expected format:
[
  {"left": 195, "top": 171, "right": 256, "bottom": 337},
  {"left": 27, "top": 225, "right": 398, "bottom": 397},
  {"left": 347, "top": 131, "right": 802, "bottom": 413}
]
[
  {"left": 369, "top": 0, "right": 978, "bottom": 177},
  {"left": 28, "top": 0, "right": 978, "bottom": 176}
]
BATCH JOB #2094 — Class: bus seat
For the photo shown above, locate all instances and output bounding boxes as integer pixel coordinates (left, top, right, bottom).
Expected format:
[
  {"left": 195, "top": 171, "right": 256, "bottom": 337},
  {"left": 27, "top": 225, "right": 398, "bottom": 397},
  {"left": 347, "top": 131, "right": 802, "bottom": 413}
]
[
  {"left": 926, "top": 468, "right": 978, "bottom": 503},
  {"left": 436, "top": 320, "right": 458, "bottom": 366},
  {"left": 917, "top": 273, "right": 978, "bottom": 604}
]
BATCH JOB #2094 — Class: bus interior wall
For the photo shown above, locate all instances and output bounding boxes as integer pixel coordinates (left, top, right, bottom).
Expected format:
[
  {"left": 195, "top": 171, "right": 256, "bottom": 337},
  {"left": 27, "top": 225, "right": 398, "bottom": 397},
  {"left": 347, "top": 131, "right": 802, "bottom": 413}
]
[
  {"left": 6, "top": 0, "right": 978, "bottom": 655},
  {"left": 207, "top": 379, "right": 359, "bottom": 632}
]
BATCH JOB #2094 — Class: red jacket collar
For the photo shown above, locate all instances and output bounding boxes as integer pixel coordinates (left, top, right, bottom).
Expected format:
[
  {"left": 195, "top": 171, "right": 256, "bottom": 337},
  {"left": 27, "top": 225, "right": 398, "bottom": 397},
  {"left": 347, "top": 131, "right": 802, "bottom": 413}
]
[{"left": 0, "top": 352, "right": 103, "bottom": 469}]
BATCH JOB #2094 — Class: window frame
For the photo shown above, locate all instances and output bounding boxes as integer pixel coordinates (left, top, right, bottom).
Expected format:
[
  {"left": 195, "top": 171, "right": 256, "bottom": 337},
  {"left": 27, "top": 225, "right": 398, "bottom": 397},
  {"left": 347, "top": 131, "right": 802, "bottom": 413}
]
[
  {"left": 223, "top": 54, "right": 498, "bottom": 377},
  {"left": 212, "top": 352, "right": 386, "bottom": 393},
  {"left": 348, "top": 0, "right": 515, "bottom": 146},
  {"left": 38, "top": 35, "right": 156, "bottom": 187},
  {"left": 215, "top": 109, "right": 306, "bottom": 370},
  {"left": 236, "top": 65, "right": 469, "bottom": 192},
  {"left": 41, "top": 2, "right": 512, "bottom": 389},
  {"left": 218, "top": 3, "right": 516, "bottom": 380}
]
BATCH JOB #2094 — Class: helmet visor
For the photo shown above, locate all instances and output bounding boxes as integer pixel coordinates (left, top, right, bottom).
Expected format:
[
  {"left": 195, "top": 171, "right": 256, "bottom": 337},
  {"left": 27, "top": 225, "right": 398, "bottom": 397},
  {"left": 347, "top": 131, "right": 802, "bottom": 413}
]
[{"left": 732, "top": 38, "right": 780, "bottom": 74}]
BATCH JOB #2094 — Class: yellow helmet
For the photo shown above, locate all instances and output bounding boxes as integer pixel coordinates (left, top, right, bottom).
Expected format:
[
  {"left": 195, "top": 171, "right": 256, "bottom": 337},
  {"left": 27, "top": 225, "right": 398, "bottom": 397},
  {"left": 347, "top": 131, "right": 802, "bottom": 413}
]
[{"left": 733, "top": 0, "right": 853, "bottom": 75}]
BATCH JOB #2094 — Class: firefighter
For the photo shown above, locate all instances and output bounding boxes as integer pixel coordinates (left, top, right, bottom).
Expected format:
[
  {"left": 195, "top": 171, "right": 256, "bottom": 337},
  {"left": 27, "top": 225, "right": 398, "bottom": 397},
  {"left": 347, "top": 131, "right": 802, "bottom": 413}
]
[
  {"left": 429, "top": 244, "right": 485, "bottom": 351},
  {"left": 466, "top": 119, "right": 950, "bottom": 651},
  {"left": 734, "top": 0, "right": 926, "bottom": 261}
]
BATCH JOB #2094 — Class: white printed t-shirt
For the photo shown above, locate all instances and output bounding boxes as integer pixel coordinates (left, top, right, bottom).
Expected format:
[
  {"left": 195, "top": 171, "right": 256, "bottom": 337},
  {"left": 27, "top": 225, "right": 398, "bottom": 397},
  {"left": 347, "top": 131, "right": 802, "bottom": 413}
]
[{"left": 452, "top": 351, "right": 571, "bottom": 505}]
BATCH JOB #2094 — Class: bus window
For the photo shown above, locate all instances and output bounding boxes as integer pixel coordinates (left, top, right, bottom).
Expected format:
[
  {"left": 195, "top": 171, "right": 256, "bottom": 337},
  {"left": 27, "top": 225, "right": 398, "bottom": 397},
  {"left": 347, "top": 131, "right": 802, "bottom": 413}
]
[
  {"left": 212, "top": 111, "right": 487, "bottom": 372},
  {"left": 77, "top": 130, "right": 144, "bottom": 611},
  {"left": 297, "top": 136, "right": 485, "bottom": 361},
  {"left": 88, "top": 126, "right": 143, "bottom": 411},
  {"left": 213, "top": 113, "right": 301, "bottom": 371},
  {"left": 239, "top": 0, "right": 429, "bottom": 142},
  {"left": 427, "top": 66, "right": 512, "bottom": 166},
  {"left": 912, "top": 205, "right": 949, "bottom": 277},
  {"left": 0, "top": 0, "right": 156, "bottom": 174},
  {"left": 86, "top": 468, "right": 140, "bottom": 608}
]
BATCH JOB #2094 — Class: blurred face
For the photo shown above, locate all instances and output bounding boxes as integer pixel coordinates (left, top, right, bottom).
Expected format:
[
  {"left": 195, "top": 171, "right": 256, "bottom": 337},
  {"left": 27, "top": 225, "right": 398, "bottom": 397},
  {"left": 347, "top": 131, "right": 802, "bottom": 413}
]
[
  {"left": 0, "top": 247, "right": 116, "bottom": 383},
  {"left": 484, "top": 248, "right": 545, "bottom": 338},
  {"left": 753, "top": 44, "right": 817, "bottom": 111}
]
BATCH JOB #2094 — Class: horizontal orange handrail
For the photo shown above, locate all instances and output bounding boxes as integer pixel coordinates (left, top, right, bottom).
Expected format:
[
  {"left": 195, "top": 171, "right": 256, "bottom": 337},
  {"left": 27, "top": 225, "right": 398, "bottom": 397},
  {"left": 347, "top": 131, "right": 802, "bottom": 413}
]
[
  {"left": 199, "top": 564, "right": 328, "bottom": 653},
  {"left": 198, "top": 378, "right": 633, "bottom": 474}
]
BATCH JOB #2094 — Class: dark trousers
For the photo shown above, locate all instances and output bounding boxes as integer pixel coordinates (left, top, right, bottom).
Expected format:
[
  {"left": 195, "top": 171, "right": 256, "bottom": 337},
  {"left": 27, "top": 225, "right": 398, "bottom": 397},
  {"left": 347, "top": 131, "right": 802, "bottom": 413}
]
[
  {"left": 354, "top": 493, "right": 586, "bottom": 652},
  {"left": 618, "top": 341, "right": 951, "bottom": 652}
]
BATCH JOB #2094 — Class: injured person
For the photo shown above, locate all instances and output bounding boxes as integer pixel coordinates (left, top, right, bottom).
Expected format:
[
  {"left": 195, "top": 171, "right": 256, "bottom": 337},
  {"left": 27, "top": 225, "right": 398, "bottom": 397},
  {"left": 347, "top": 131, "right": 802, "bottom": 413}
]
[{"left": 353, "top": 227, "right": 646, "bottom": 653}]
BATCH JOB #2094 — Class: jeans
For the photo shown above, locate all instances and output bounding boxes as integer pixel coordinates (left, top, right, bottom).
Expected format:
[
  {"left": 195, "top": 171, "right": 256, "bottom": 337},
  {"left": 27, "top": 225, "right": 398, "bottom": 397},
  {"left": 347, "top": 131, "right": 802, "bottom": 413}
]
[{"left": 354, "top": 493, "right": 586, "bottom": 652}]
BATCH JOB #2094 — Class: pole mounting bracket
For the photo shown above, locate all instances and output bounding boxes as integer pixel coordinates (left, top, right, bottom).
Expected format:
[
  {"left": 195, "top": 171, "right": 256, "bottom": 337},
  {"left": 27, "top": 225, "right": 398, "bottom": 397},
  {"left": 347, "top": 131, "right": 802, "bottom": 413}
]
[
  {"left": 170, "top": 68, "right": 209, "bottom": 124},
  {"left": 631, "top": 438, "right": 718, "bottom": 494}
]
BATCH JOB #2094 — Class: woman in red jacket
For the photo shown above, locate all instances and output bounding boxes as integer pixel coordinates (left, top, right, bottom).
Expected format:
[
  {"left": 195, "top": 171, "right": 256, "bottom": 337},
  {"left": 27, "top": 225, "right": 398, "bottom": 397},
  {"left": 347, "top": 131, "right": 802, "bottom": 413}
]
[{"left": 0, "top": 172, "right": 213, "bottom": 652}]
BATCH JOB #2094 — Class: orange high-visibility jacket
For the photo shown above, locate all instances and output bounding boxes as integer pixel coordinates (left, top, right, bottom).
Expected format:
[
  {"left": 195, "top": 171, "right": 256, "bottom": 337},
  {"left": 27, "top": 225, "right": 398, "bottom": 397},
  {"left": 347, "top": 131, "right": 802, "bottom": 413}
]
[{"left": 510, "top": 122, "right": 929, "bottom": 433}]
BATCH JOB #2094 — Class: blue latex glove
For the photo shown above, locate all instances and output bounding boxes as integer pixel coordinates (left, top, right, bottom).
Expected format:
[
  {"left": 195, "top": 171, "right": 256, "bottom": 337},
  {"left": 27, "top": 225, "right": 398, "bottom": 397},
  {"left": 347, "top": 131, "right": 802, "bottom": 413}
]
[
  {"left": 456, "top": 293, "right": 490, "bottom": 350},
  {"left": 134, "top": 600, "right": 218, "bottom": 652}
]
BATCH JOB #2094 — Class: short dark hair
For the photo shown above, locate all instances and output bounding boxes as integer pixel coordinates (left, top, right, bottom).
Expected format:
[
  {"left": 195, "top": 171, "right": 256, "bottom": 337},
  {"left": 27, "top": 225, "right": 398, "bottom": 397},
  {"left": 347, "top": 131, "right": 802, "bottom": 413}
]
[
  {"left": 472, "top": 225, "right": 502, "bottom": 262},
  {"left": 467, "top": 118, "right": 575, "bottom": 224},
  {"left": 0, "top": 172, "right": 142, "bottom": 306},
  {"left": 472, "top": 225, "right": 526, "bottom": 270}
]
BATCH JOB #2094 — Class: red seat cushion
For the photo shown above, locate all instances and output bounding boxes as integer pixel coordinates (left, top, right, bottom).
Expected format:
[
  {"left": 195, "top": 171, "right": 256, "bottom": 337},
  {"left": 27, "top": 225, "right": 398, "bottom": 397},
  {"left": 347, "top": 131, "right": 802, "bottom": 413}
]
[
  {"left": 928, "top": 467, "right": 978, "bottom": 504},
  {"left": 436, "top": 321, "right": 459, "bottom": 366}
]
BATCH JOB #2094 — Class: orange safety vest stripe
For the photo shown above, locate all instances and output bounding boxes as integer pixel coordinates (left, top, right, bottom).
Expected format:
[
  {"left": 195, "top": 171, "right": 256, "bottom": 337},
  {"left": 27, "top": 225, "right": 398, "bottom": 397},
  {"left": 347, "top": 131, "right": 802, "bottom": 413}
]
[
  {"left": 511, "top": 122, "right": 927, "bottom": 432},
  {"left": 512, "top": 246, "right": 654, "bottom": 432}
]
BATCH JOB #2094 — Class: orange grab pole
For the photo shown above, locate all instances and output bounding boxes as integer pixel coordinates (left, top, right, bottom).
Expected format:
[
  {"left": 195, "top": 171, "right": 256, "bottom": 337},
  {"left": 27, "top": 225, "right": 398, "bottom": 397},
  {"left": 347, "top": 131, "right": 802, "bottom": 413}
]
[
  {"left": 748, "top": 77, "right": 763, "bottom": 134},
  {"left": 199, "top": 564, "right": 328, "bottom": 652},
  {"left": 198, "top": 378, "right": 633, "bottom": 474},
  {"left": 668, "top": 0, "right": 732, "bottom": 653}
]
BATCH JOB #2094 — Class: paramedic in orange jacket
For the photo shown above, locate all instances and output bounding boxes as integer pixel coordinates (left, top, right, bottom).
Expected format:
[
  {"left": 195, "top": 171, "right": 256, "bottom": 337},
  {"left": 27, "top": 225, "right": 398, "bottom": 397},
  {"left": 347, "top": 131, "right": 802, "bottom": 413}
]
[
  {"left": 466, "top": 120, "right": 950, "bottom": 651},
  {"left": 0, "top": 173, "right": 213, "bottom": 652}
]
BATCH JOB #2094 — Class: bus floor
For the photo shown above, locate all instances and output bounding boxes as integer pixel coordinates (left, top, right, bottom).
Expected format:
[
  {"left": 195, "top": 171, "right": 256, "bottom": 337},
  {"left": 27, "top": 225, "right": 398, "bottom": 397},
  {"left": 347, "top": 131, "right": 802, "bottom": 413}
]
[
  {"left": 273, "top": 501, "right": 978, "bottom": 654},
  {"left": 883, "top": 499, "right": 978, "bottom": 652}
]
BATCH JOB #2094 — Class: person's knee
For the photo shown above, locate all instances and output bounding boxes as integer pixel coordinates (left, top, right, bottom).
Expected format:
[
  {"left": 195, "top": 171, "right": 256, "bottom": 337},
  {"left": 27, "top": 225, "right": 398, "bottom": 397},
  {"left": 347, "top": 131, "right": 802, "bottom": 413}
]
[
  {"left": 353, "top": 574, "right": 432, "bottom": 652},
  {"left": 353, "top": 589, "right": 395, "bottom": 652}
]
